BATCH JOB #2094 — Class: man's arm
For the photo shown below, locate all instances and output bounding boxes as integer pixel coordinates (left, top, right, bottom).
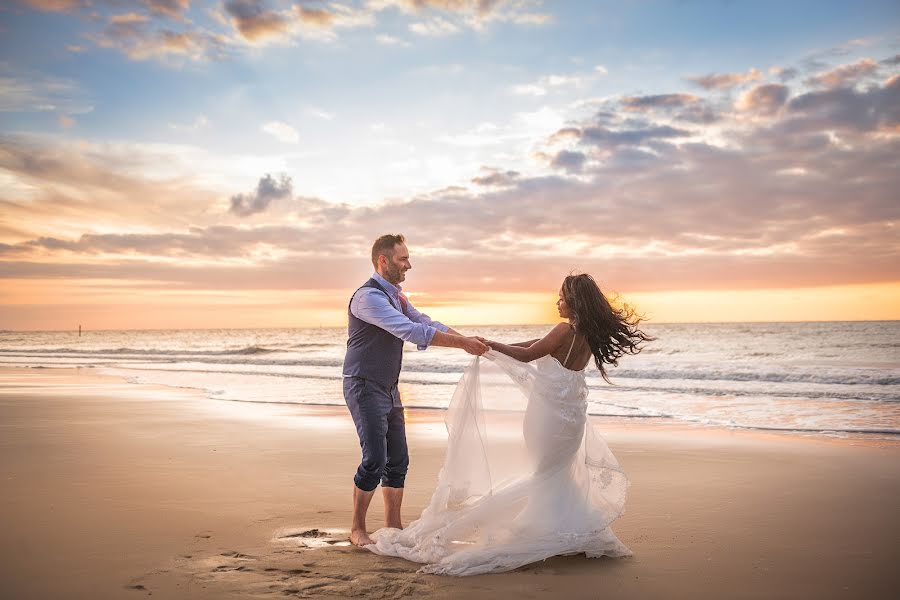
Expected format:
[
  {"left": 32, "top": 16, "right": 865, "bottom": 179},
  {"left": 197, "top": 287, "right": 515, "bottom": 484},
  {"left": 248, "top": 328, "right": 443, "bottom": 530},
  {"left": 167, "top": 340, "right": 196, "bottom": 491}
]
[
  {"left": 353, "top": 288, "right": 439, "bottom": 349},
  {"left": 430, "top": 330, "right": 488, "bottom": 355},
  {"left": 353, "top": 289, "right": 485, "bottom": 354}
]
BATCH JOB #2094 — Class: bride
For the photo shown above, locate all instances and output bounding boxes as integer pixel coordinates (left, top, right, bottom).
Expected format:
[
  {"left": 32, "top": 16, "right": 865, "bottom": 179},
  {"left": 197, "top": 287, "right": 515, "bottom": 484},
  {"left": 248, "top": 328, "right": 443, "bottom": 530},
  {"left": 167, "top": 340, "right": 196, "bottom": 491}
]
[{"left": 367, "top": 273, "right": 653, "bottom": 575}]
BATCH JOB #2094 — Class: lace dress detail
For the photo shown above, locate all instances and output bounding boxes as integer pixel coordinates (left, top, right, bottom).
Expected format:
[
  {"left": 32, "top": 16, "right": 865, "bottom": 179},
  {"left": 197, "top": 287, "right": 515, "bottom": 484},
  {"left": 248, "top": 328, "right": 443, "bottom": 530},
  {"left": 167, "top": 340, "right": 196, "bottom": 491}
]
[{"left": 367, "top": 351, "right": 631, "bottom": 576}]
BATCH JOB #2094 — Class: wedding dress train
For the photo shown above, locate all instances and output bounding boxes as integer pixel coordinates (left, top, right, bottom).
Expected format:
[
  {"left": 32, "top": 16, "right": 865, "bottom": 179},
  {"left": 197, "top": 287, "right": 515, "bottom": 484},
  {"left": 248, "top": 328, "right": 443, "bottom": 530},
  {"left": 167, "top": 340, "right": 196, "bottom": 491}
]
[{"left": 367, "top": 350, "right": 631, "bottom": 576}]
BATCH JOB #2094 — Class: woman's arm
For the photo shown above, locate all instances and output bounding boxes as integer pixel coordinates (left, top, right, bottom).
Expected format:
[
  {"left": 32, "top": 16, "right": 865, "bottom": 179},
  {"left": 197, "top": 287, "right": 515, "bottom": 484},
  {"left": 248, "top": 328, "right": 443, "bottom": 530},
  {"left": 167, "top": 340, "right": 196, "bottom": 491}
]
[
  {"left": 474, "top": 337, "right": 540, "bottom": 349},
  {"left": 483, "top": 323, "right": 571, "bottom": 363}
]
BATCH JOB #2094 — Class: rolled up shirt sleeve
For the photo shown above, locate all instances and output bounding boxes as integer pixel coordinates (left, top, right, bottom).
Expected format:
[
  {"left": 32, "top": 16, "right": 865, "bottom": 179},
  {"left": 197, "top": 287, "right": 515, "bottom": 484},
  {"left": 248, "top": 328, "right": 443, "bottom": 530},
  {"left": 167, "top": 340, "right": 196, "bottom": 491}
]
[{"left": 351, "top": 288, "right": 439, "bottom": 350}]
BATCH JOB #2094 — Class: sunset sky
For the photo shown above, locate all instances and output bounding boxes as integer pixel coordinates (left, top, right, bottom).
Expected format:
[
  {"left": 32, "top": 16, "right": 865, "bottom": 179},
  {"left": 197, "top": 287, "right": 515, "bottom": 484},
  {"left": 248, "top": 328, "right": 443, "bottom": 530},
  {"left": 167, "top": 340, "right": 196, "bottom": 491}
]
[{"left": 1, "top": 0, "right": 899, "bottom": 330}]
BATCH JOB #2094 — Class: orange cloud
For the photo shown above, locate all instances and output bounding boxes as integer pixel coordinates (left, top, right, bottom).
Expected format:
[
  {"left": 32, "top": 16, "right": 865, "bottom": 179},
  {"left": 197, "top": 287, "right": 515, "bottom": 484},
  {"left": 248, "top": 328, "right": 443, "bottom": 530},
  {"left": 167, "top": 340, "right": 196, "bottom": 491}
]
[
  {"left": 735, "top": 83, "right": 789, "bottom": 115},
  {"left": 294, "top": 6, "right": 335, "bottom": 27},
  {"left": 224, "top": 0, "right": 290, "bottom": 42},
  {"left": 18, "top": 0, "right": 84, "bottom": 12},
  {"left": 142, "top": 0, "right": 191, "bottom": 20},
  {"left": 805, "top": 58, "right": 879, "bottom": 88},
  {"left": 687, "top": 67, "right": 762, "bottom": 90}
]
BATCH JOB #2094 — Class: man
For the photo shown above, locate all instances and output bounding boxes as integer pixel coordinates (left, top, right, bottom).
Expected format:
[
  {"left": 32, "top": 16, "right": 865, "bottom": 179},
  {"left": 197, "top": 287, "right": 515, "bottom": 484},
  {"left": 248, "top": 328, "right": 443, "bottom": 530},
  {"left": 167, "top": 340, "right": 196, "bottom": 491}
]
[{"left": 343, "top": 234, "right": 487, "bottom": 547}]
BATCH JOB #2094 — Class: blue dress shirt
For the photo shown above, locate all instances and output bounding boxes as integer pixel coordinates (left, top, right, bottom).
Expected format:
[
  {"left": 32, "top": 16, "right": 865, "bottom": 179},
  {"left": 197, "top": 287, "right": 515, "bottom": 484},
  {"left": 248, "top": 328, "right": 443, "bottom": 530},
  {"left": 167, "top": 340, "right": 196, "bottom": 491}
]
[{"left": 349, "top": 272, "right": 449, "bottom": 350}]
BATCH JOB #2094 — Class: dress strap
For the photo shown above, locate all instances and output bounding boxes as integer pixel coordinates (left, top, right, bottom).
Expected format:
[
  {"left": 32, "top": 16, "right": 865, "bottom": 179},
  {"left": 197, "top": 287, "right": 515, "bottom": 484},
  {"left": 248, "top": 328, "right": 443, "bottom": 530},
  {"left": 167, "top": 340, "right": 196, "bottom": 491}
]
[{"left": 562, "top": 328, "right": 578, "bottom": 368}]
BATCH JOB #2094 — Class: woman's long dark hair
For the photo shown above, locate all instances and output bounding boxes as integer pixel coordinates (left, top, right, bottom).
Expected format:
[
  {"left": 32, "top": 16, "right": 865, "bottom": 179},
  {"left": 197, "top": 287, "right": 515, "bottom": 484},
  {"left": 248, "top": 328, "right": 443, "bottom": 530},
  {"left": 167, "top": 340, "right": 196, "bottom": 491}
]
[{"left": 562, "top": 273, "right": 654, "bottom": 383}]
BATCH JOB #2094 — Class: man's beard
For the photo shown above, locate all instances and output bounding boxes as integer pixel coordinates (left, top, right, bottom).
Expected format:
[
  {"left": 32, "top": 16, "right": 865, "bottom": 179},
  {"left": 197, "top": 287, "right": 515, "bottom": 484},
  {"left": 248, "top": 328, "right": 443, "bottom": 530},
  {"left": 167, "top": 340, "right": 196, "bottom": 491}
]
[{"left": 384, "top": 261, "right": 404, "bottom": 284}]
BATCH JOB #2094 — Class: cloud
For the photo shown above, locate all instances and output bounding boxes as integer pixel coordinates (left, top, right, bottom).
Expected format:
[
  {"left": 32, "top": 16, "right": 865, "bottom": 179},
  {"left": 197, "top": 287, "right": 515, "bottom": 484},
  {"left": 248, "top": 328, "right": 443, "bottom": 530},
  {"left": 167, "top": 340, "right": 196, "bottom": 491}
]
[
  {"left": 686, "top": 68, "right": 762, "bottom": 90},
  {"left": 261, "top": 121, "right": 300, "bottom": 143},
  {"left": 57, "top": 114, "right": 75, "bottom": 128},
  {"left": 224, "top": 0, "right": 291, "bottom": 42},
  {"left": 383, "top": 0, "right": 505, "bottom": 13},
  {"left": 19, "top": 0, "right": 540, "bottom": 65},
  {"left": 785, "top": 74, "right": 900, "bottom": 133},
  {"left": 549, "top": 149, "right": 586, "bottom": 173},
  {"left": 294, "top": 5, "right": 337, "bottom": 28},
  {"left": 616, "top": 93, "right": 722, "bottom": 124},
  {"left": 141, "top": 0, "right": 191, "bottom": 20},
  {"left": 471, "top": 167, "right": 520, "bottom": 187},
  {"left": 88, "top": 14, "right": 227, "bottom": 63},
  {"left": 799, "top": 37, "right": 880, "bottom": 73},
  {"left": 769, "top": 65, "right": 799, "bottom": 82},
  {"left": 735, "top": 84, "right": 789, "bottom": 115},
  {"left": 376, "top": 34, "right": 411, "bottom": 46},
  {"left": 17, "top": 0, "right": 86, "bottom": 12},
  {"left": 574, "top": 123, "right": 692, "bottom": 148},
  {"left": 805, "top": 58, "right": 879, "bottom": 88},
  {"left": 229, "top": 174, "right": 293, "bottom": 217},
  {"left": 372, "top": 0, "right": 550, "bottom": 31},
  {"left": 109, "top": 13, "right": 151, "bottom": 25},
  {"left": 0, "top": 69, "right": 93, "bottom": 114},
  {"left": 409, "top": 17, "right": 460, "bottom": 35},
  {"left": 0, "top": 135, "right": 227, "bottom": 238},
  {"left": 512, "top": 73, "right": 584, "bottom": 96},
  {"left": 620, "top": 93, "right": 699, "bottom": 111},
  {"left": 219, "top": 0, "right": 375, "bottom": 44}
]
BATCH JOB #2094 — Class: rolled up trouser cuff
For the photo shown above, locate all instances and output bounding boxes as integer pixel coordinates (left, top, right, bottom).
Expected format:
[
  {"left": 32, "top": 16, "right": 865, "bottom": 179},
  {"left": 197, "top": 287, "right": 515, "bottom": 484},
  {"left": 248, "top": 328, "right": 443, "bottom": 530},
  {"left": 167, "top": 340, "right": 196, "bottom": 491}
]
[{"left": 354, "top": 472, "right": 380, "bottom": 492}]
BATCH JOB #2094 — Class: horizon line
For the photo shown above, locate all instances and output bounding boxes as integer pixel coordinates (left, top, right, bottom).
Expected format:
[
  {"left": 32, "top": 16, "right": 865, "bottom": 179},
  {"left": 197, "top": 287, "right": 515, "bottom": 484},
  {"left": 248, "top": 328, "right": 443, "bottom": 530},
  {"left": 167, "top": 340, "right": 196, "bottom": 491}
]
[{"left": 3, "top": 318, "right": 899, "bottom": 334}]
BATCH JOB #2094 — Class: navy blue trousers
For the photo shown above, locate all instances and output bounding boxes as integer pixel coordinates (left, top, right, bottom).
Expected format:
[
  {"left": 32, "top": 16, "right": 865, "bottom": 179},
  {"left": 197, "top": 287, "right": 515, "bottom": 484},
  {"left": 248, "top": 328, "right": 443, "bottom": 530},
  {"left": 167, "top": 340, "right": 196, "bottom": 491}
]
[{"left": 343, "top": 376, "right": 409, "bottom": 491}]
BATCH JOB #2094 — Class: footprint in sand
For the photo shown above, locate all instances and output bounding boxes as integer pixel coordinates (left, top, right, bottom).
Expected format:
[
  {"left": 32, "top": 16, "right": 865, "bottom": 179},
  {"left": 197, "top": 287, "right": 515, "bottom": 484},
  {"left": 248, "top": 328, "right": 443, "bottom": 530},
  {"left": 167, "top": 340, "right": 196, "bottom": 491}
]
[
  {"left": 220, "top": 551, "right": 257, "bottom": 559},
  {"left": 172, "top": 535, "right": 429, "bottom": 599},
  {"left": 275, "top": 527, "right": 352, "bottom": 548}
]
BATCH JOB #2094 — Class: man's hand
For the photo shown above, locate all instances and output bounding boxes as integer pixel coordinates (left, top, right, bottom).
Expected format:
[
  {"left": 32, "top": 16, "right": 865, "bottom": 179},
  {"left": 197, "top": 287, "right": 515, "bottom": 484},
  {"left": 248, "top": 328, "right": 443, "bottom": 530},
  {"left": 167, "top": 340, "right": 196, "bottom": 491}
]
[
  {"left": 462, "top": 336, "right": 489, "bottom": 356},
  {"left": 431, "top": 330, "right": 488, "bottom": 354}
]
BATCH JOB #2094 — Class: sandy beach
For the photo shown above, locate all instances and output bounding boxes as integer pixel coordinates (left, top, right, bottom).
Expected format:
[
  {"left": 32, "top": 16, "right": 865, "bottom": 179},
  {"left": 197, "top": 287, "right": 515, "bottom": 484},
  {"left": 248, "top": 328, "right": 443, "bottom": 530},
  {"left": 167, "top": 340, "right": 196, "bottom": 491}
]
[{"left": 1, "top": 366, "right": 898, "bottom": 600}]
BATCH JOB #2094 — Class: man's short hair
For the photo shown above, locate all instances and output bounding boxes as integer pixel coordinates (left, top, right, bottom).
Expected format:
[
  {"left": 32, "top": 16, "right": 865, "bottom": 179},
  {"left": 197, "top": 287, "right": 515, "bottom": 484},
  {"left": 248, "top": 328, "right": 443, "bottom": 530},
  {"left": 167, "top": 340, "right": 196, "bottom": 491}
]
[{"left": 371, "top": 234, "right": 406, "bottom": 268}]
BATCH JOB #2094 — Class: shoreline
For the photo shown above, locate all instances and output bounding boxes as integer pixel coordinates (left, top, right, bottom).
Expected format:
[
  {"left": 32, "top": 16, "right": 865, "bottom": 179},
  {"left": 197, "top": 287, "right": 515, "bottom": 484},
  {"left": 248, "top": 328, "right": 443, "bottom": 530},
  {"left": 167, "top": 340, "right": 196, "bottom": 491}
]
[{"left": 9, "top": 364, "right": 900, "bottom": 444}]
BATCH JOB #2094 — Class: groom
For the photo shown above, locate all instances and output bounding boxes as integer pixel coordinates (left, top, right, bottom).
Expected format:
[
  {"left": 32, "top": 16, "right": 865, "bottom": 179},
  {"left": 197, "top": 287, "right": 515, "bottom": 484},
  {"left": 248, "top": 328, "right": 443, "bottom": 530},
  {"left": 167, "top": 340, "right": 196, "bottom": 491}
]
[{"left": 343, "top": 234, "right": 487, "bottom": 546}]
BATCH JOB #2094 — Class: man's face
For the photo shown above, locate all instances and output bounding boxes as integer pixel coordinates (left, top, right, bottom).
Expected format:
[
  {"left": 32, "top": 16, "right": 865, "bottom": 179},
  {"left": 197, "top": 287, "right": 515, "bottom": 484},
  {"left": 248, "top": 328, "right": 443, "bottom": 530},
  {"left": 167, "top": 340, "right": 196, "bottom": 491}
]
[{"left": 381, "top": 243, "right": 411, "bottom": 284}]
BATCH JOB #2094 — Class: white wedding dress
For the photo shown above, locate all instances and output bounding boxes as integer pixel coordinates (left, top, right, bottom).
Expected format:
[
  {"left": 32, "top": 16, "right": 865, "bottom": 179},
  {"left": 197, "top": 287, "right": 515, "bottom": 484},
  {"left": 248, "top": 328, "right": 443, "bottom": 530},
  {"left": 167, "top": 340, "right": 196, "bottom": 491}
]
[{"left": 367, "top": 348, "right": 631, "bottom": 576}]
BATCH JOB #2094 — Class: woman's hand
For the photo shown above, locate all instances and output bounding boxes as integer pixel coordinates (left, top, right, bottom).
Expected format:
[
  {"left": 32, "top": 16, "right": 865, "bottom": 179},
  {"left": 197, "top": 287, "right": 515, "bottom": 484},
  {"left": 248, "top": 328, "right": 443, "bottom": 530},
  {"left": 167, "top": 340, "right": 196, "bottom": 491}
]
[{"left": 475, "top": 336, "right": 496, "bottom": 348}]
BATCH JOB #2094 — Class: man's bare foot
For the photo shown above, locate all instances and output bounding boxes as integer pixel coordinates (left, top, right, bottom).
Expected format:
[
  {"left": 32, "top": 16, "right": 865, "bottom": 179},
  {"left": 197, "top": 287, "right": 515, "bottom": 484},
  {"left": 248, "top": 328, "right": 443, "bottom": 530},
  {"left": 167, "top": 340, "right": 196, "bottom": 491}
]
[{"left": 350, "top": 529, "right": 374, "bottom": 547}]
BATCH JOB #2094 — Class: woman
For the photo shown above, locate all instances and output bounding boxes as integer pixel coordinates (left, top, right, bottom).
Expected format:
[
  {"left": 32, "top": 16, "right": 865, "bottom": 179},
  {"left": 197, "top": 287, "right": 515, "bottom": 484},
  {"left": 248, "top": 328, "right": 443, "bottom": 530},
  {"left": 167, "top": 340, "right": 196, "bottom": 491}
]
[{"left": 367, "top": 274, "right": 653, "bottom": 575}]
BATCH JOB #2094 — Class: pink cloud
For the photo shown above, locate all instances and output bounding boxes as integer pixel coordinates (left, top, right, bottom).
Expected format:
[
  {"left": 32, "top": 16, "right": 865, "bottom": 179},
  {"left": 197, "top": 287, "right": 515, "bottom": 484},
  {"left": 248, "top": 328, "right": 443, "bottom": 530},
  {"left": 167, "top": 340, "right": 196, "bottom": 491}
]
[{"left": 805, "top": 58, "right": 879, "bottom": 88}]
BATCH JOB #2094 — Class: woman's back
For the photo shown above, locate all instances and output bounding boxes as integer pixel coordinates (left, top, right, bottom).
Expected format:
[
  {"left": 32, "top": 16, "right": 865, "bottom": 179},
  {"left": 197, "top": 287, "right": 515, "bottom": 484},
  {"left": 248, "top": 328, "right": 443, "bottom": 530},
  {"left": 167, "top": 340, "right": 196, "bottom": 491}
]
[{"left": 548, "top": 325, "right": 592, "bottom": 371}]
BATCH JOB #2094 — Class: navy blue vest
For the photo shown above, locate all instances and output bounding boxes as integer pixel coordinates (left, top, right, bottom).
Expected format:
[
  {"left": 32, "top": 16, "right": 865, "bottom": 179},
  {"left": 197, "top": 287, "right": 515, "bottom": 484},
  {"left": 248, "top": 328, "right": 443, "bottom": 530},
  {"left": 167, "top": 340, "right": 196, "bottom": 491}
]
[{"left": 342, "top": 278, "right": 404, "bottom": 388}]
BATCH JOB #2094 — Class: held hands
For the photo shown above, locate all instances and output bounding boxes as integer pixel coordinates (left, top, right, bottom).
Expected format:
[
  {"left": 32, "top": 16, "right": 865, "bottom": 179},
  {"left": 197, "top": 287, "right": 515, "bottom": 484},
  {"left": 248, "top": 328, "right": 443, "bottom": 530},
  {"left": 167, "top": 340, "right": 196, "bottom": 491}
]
[
  {"left": 474, "top": 336, "right": 497, "bottom": 349},
  {"left": 462, "top": 336, "right": 489, "bottom": 356}
]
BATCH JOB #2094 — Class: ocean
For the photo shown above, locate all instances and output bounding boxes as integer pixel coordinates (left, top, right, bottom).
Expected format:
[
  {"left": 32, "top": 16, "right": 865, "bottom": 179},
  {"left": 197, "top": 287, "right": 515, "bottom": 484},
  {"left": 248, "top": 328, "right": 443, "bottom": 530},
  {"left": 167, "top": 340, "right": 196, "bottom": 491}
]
[{"left": 1, "top": 322, "right": 898, "bottom": 438}]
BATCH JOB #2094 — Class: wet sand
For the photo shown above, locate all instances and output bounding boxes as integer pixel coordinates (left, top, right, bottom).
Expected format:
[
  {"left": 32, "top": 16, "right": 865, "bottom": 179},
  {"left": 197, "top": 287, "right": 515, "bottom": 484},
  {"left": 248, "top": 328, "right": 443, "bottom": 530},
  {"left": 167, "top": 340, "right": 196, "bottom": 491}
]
[{"left": 0, "top": 367, "right": 898, "bottom": 599}]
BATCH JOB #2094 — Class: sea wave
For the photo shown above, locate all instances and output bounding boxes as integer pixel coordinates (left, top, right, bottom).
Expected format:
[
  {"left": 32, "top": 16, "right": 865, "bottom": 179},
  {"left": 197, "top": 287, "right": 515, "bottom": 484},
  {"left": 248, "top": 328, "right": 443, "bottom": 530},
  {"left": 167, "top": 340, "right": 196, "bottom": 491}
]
[
  {"left": 604, "top": 367, "right": 900, "bottom": 386},
  {"left": 2, "top": 350, "right": 899, "bottom": 387}
]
